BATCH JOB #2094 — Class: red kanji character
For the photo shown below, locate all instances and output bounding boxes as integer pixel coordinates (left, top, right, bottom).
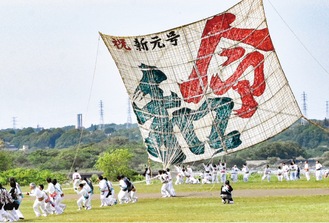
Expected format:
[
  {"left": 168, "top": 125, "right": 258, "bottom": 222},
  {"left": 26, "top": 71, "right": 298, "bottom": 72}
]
[
  {"left": 179, "top": 12, "right": 274, "bottom": 118},
  {"left": 112, "top": 38, "right": 131, "bottom": 50}
]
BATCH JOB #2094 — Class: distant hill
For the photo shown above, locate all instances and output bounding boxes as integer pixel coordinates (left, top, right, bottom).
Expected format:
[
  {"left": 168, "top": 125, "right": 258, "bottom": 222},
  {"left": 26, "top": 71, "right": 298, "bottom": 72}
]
[{"left": 1, "top": 119, "right": 328, "bottom": 158}]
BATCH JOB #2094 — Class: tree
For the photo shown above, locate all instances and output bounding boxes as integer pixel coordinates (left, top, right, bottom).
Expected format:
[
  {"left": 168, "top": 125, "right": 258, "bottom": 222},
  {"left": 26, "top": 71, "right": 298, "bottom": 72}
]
[
  {"left": 0, "top": 151, "right": 13, "bottom": 171},
  {"left": 95, "top": 148, "right": 134, "bottom": 181},
  {"left": 0, "top": 139, "right": 4, "bottom": 150}
]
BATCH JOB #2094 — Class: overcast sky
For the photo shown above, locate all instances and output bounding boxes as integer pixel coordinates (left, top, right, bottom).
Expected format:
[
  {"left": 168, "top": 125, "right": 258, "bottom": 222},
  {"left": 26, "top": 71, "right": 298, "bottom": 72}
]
[{"left": 0, "top": 0, "right": 328, "bottom": 129}]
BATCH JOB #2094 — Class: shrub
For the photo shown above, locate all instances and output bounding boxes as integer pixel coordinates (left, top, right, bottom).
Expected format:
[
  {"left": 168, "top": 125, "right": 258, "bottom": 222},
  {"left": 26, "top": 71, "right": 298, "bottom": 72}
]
[{"left": 0, "top": 168, "right": 68, "bottom": 186}]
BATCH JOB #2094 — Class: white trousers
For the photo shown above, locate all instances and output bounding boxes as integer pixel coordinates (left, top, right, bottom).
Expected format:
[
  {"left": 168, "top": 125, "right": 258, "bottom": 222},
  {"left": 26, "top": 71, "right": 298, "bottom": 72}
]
[
  {"left": 33, "top": 199, "right": 47, "bottom": 217},
  {"left": 118, "top": 190, "right": 129, "bottom": 204}
]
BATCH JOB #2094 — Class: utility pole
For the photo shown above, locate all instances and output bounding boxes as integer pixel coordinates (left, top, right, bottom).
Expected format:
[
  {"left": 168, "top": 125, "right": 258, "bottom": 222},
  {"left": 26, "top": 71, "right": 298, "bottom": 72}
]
[
  {"left": 99, "top": 100, "right": 104, "bottom": 131},
  {"left": 12, "top": 117, "right": 17, "bottom": 130}
]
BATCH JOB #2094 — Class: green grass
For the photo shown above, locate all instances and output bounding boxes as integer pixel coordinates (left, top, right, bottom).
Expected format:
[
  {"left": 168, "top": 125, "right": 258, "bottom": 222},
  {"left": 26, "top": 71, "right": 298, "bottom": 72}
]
[{"left": 16, "top": 176, "right": 329, "bottom": 222}]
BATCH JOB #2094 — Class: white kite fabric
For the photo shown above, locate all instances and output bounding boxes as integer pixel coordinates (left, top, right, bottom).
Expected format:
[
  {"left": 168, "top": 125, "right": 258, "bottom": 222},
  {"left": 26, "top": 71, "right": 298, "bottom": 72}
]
[{"left": 100, "top": 0, "right": 302, "bottom": 168}]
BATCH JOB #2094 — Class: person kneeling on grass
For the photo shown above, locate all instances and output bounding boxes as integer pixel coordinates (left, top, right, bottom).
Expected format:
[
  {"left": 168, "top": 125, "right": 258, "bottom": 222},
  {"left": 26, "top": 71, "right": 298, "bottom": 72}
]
[{"left": 220, "top": 180, "right": 234, "bottom": 204}]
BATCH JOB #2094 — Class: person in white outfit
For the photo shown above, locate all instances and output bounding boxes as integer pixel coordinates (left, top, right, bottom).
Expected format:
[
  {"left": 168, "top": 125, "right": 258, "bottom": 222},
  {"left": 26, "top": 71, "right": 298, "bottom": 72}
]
[
  {"left": 98, "top": 176, "right": 111, "bottom": 207},
  {"left": 289, "top": 161, "right": 298, "bottom": 181},
  {"left": 202, "top": 163, "right": 211, "bottom": 174},
  {"left": 219, "top": 162, "right": 227, "bottom": 184},
  {"left": 124, "top": 176, "right": 138, "bottom": 203},
  {"left": 277, "top": 166, "right": 283, "bottom": 182},
  {"left": 104, "top": 178, "right": 117, "bottom": 206},
  {"left": 201, "top": 171, "right": 212, "bottom": 184},
  {"left": 117, "top": 175, "right": 129, "bottom": 204},
  {"left": 26, "top": 182, "right": 47, "bottom": 217},
  {"left": 0, "top": 183, "right": 19, "bottom": 222},
  {"left": 304, "top": 160, "right": 310, "bottom": 181},
  {"left": 230, "top": 165, "right": 239, "bottom": 183},
  {"left": 185, "top": 166, "right": 199, "bottom": 184},
  {"left": 144, "top": 166, "right": 152, "bottom": 185},
  {"left": 282, "top": 162, "right": 290, "bottom": 181},
  {"left": 79, "top": 178, "right": 92, "bottom": 209},
  {"left": 242, "top": 164, "right": 249, "bottom": 182},
  {"left": 315, "top": 160, "right": 323, "bottom": 181},
  {"left": 166, "top": 168, "right": 176, "bottom": 196},
  {"left": 174, "top": 165, "right": 184, "bottom": 185},
  {"left": 39, "top": 184, "right": 62, "bottom": 215},
  {"left": 210, "top": 164, "right": 219, "bottom": 183},
  {"left": 76, "top": 183, "right": 91, "bottom": 210},
  {"left": 45, "top": 178, "right": 63, "bottom": 215},
  {"left": 158, "top": 170, "right": 172, "bottom": 197},
  {"left": 9, "top": 177, "right": 24, "bottom": 220},
  {"left": 0, "top": 184, "right": 19, "bottom": 222},
  {"left": 72, "top": 169, "right": 82, "bottom": 190},
  {"left": 52, "top": 179, "right": 66, "bottom": 212},
  {"left": 261, "top": 165, "right": 271, "bottom": 182}
]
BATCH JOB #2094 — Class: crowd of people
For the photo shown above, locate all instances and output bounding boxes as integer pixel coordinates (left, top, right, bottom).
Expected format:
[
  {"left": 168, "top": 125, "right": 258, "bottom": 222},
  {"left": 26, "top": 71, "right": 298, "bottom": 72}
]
[
  {"left": 0, "top": 177, "right": 24, "bottom": 222},
  {"left": 72, "top": 170, "right": 138, "bottom": 211},
  {"left": 0, "top": 169, "right": 141, "bottom": 221},
  {"left": 0, "top": 160, "right": 327, "bottom": 220},
  {"left": 149, "top": 160, "right": 327, "bottom": 187},
  {"left": 168, "top": 162, "right": 251, "bottom": 185},
  {"left": 264, "top": 160, "right": 326, "bottom": 182}
]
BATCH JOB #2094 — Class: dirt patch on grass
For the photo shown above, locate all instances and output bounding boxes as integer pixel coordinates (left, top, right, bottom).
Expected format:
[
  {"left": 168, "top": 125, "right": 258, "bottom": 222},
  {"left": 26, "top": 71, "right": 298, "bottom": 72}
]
[
  {"left": 170, "top": 188, "right": 329, "bottom": 198},
  {"left": 64, "top": 188, "right": 329, "bottom": 200}
]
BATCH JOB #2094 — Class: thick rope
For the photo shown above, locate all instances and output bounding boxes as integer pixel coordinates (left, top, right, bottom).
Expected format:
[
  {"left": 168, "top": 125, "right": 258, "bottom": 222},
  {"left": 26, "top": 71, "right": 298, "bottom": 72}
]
[{"left": 303, "top": 115, "right": 329, "bottom": 134}]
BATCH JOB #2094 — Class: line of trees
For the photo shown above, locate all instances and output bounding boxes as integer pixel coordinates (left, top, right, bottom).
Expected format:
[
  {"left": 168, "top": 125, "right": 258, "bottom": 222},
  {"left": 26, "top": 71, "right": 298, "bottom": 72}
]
[{"left": 0, "top": 119, "right": 328, "bottom": 184}]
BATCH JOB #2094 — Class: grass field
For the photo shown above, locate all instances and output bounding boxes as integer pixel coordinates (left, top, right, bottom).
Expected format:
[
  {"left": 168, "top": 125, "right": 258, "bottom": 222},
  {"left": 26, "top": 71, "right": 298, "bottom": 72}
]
[{"left": 15, "top": 176, "right": 329, "bottom": 222}]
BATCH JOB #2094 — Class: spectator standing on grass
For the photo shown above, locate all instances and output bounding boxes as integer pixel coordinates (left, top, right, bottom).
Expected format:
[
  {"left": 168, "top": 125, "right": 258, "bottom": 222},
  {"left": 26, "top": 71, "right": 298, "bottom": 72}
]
[
  {"left": 282, "top": 162, "right": 290, "bottom": 181},
  {"left": 296, "top": 162, "right": 301, "bottom": 179},
  {"left": 315, "top": 160, "right": 323, "bottom": 181},
  {"left": 277, "top": 166, "right": 283, "bottom": 182},
  {"left": 242, "top": 164, "right": 249, "bottom": 182},
  {"left": 219, "top": 162, "right": 227, "bottom": 184},
  {"left": 304, "top": 160, "right": 310, "bottom": 181},
  {"left": 230, "top": 165, "right": 239, "bottom": 183},
  {"left": 72, "top": 169, "right": 82, "bottom": 190},
  {"left": 290, "top": 161, "right": 298, "bottom": 181},
  {"left": 210, "top": 163, "right": 219, "bottom": 183},
  {"left": 144, "top": 165, "right": 152, "bottom": 185}
]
